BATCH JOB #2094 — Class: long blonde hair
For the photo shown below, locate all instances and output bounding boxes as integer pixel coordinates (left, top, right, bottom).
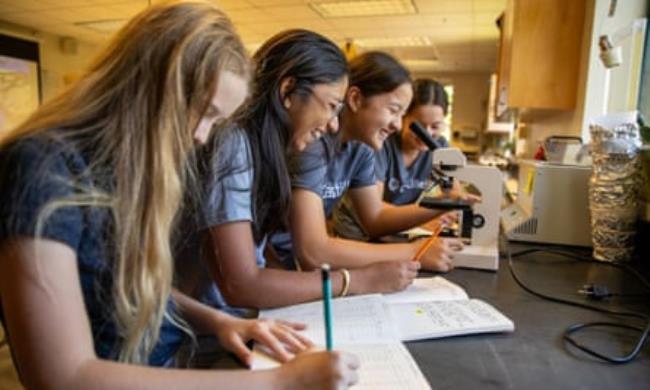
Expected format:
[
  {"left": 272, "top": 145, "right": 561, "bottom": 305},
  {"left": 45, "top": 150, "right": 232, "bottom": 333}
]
[{"left": 0, "top": 1, "right": 249, "bottom": 363}]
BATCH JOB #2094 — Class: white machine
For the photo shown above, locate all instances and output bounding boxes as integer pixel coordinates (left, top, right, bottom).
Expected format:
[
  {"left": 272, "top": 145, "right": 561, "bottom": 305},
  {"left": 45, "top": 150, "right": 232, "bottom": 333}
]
[
  {"left": 501, "top": 160, "right": 592, "bottom": 247},
  {"left": 422, "top": 148, "right": 502, "bottom": 271}
]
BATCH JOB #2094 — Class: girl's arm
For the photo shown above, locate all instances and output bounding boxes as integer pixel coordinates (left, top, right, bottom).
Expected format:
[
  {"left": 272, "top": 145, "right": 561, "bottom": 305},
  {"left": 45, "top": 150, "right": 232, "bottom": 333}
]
[
  {"left": 349, "top": 183, "right": 445, "bottom": 239},
  {"left": 291, "top": 188, "right": 428, "bottom": 270},
  {"left": 206, "top": 221, "right": 418, "bottom": 308},
  {"left": 171, "top": 289, "right": 312, "bottom": 366},
  {"left": 0, "top": 238, "right": 354, "bottom": 390},
  {"left": 291, "top": 188, "right": 455, "bottom": 272},
  {"left": 206, "top": 221, "right": 339, "bottom": 308}
]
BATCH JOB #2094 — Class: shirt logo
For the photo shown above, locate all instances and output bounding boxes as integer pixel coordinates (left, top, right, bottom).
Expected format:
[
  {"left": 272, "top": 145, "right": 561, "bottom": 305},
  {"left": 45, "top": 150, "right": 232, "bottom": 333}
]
[
  {"left": 322, "top": 180, "right": 350, "bottom": 199},
  {"left": 387, "top": 178, "right": 428, "bottom": 194},
  {"left": 387, "top": 177, "right": 400, "bottom": 192}
]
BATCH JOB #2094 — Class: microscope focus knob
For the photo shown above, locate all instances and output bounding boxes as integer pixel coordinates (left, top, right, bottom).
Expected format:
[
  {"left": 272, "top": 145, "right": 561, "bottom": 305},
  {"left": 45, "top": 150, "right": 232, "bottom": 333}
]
[{"left": 472, "top": 214, "right": 485, "bottom": 229}]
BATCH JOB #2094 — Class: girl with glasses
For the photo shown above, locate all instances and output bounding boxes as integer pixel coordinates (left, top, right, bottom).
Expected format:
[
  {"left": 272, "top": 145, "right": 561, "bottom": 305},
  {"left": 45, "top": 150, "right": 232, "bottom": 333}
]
[
  {"left": 176, "top": 29, "right": 417, "bottom": 345},
  {"left": 271, "top": 53, "right": 463, "bottom": 278}
]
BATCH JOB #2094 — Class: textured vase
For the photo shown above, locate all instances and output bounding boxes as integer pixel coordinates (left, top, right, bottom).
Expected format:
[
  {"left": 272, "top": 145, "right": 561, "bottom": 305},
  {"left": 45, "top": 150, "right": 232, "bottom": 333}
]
[{"left": 588, "top": 114, "right": 641, "bottom": 262}]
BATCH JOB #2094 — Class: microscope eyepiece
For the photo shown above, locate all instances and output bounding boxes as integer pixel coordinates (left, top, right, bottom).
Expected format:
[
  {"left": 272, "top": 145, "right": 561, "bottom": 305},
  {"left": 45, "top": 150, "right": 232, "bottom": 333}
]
[{"left": 409, "top": 121, "right": 443, "bottom": 151}]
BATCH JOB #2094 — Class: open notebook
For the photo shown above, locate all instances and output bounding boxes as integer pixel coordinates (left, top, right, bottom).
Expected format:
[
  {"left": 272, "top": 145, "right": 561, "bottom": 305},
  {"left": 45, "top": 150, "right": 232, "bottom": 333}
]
[
  {"left": 383, "top": 277, "right": 514, "bottom": 341},
  {"left": 251, "top": 277, "right": 514, "bottom": 389},
  {"left": 251, "top": 294, "right": 431, "bottom": 389}
]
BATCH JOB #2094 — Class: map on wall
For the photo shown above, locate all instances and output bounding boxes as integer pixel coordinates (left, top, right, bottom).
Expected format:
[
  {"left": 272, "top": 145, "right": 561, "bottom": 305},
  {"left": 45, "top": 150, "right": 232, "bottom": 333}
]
[{"left": 0, "top": 55, "right": 40, "bottom": 136}]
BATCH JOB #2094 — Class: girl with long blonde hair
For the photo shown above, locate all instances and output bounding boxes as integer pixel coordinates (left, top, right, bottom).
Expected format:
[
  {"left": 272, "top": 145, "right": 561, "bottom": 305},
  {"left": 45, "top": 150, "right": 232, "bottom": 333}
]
[{"left": 0, "top": 1, "right": 358, "bottom": 388}]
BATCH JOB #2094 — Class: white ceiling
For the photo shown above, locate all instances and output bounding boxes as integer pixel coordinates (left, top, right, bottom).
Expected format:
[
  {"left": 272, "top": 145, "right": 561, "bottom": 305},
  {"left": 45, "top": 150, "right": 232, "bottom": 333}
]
[{"left": 0, "top": 0, "right": 506, "bottom": 72}]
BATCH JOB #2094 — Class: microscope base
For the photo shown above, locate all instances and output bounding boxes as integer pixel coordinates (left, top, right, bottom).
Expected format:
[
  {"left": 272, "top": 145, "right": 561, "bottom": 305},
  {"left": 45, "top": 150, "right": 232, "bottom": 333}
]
[{"left": 453, "top": 244, "right": 499, "bottom": 271}]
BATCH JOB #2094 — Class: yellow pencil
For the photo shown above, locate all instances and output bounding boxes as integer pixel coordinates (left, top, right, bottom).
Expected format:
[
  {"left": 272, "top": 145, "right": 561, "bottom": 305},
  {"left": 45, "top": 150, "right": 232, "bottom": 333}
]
[{"left": 412, "top": 225, "right": 442, "bottom": 261}]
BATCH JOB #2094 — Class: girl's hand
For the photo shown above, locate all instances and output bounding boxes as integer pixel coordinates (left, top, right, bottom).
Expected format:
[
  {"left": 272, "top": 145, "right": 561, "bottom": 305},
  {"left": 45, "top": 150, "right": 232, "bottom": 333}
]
[
  {"left": 278, "top": 350, "right": 360, "bottom": 390},
  {"left": 215, "top": 316, "right": 313, "bottom": 366},
  {"left": 355, "top": 260, "right": 420, "bottom": 294},
  {"left": 422, "top": 212, "right": 456, "bottom": 230},
  {"left": 417, "top": 237, "right": 464, "bottom": 272},
  {"left": 438, "top": 211, "right": 458, "bottom": 226},
  {"left": 446, "top": 179, "right": 482, "bottom": 204}
]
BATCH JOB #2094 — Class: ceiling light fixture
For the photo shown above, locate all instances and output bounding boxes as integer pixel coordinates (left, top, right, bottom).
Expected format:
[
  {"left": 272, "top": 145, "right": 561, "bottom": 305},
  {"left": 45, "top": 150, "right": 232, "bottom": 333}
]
[
  {"left": 310, "top": 0, "right": 417, "bottom": 18},
  {"left": 74, "top": 19, "right": 126, "bottom": 34},
  {"left": 354, "top": 36, "right": 432, "bottom": 48},
  {"left": 401, "top": 59, "right": 440, "bottom": 70}
]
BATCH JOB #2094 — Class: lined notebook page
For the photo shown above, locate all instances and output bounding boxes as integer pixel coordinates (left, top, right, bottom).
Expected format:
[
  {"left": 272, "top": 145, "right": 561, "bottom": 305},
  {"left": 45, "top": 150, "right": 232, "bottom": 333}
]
[
  {"left": 389, "top": 299, "right": 515, "bottom": 341},
  {"left": 251, "top": 342, "right": 431, "bottom": 390},
  {"left": 346, "top": 342, "right": 431, "bottom": 390},
  {"left": 383, "top": 276, "right": 469, "bottom": 305},
  {"left": 259, "top": 294, "right": 398, "bottom": 345}
]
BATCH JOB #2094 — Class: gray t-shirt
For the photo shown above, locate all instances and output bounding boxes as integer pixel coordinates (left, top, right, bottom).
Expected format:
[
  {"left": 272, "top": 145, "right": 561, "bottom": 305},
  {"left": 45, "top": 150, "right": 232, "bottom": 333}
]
[
  {"left": 176, "top": 127, "right": 265, "bottom": 317},
  {"left": 271, "top": 132, "right": 377, "bottom": 268},
  {"left": 332, "top": 134, "right": 434, "bottom": 240}
]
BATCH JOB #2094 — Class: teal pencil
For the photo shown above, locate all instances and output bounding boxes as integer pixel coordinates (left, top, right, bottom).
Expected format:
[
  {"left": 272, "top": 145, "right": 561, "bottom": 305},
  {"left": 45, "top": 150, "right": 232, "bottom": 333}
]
[{"left": 321, "top": 263, "right": 334, "bottom": 350}]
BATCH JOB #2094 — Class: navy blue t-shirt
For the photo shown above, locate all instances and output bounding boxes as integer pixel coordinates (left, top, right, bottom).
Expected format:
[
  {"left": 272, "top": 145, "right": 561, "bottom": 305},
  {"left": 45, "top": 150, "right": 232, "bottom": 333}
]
[
  {"left": 271, "top": 132, "right": 377, "bottom": 268},
  {"left": 0, "top": 132, "right": 183, "bottom": 366}
]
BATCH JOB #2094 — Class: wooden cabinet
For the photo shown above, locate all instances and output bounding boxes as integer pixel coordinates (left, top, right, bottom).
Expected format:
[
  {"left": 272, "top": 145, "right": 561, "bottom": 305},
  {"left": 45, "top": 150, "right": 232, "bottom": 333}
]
[{"left": 497, "top": 0, "right": 587, "bottom": 113}]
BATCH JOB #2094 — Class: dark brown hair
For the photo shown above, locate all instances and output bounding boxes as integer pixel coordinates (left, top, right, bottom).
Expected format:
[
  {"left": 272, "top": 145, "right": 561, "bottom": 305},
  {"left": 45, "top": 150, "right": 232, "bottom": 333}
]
[
  {"left": 348, "top": 51, "right": 411, "bottom": 97},
  {"left": 407, "top": 78, "right": 449, "bottom": 115}
]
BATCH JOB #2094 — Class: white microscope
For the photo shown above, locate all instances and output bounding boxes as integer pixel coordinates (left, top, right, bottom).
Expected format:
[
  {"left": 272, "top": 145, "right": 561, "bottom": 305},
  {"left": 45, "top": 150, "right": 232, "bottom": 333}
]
[{"left": 410, "top": 122, "right": 502, "bottom": 271}]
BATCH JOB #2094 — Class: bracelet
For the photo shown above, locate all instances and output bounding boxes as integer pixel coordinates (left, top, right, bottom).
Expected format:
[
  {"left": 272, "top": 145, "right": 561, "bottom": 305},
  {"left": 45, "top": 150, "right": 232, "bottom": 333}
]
[{"left": 340, "top": 268, "right": 351, "bottom": 297}]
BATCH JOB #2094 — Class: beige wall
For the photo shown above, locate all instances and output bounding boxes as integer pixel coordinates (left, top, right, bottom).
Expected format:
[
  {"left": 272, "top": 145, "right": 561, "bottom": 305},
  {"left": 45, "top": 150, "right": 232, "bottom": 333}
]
[
  {"left": 0, "top": 21, "right": 100, "bottom": 104},
  {"left": 414, "top": 71, "right": 492, "bottom": 153},
  {"left": 581, "top": 0, "right": 648, "bottom": 136},
  {"left": 38, "top": 32, "right": 100, "bottom": 103}
]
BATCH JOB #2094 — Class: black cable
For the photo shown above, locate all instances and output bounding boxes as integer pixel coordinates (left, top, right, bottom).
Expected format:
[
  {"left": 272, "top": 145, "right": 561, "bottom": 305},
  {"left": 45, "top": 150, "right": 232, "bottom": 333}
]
[
  {"left": 505, "top": 241, "right": 650, "bottom": 364},
  {"left": 612, "top": 293, "right": 650, "bottom": 298},
  {"left": 509, "top": 247, "right": 650, "bottom": 290},
  {"left": 564, "top": 322, "right": 649, "bottom": 364},
  {"left": 510, "top": 247, "right": 650, "bottom": 301},
  {"left": 578, "top": 283, "right": 650, "bottom": 300}
]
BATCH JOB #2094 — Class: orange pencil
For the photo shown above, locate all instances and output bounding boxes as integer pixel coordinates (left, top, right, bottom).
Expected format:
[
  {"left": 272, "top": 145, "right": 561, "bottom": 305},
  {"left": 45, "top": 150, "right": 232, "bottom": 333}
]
[{"left": 412, "top": 225, "right": 443, "bottom": 261}]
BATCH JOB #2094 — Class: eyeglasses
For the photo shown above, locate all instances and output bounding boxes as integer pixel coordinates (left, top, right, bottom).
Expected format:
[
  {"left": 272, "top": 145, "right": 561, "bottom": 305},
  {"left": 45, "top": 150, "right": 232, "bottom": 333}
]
[{"left": 309, "top": 90, "right": 344, "bottom": 120}]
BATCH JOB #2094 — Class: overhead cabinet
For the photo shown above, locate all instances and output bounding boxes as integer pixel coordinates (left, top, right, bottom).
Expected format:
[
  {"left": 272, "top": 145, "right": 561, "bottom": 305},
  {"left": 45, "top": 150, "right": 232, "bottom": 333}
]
[{"left": 497, "top": 0, "right": 587, "bottom": 113}]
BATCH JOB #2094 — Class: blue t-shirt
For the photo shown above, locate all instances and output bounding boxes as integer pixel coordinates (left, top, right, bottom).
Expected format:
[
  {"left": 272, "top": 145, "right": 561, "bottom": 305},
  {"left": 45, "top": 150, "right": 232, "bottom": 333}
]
[
  {"left": 290, "top": 132, "right": 377, "bottom": 216},
  {"left": 0, "top": 132, "right": 183, "bottom": 366},
  {"left": 271, "top": 132, "right": 377, "bottom": 268},
  {"left": 332, "top": 134, "right": 434, "bottom": 240},
  {"left": 375, "top": 134, "right": 433, "bottom": 205},
  {"left": 176, "top": 127, "right": 265, "bottom": 317}
]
